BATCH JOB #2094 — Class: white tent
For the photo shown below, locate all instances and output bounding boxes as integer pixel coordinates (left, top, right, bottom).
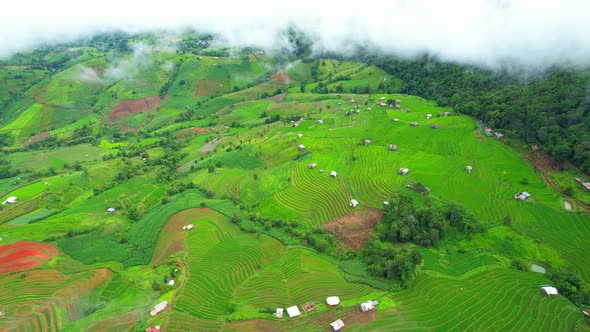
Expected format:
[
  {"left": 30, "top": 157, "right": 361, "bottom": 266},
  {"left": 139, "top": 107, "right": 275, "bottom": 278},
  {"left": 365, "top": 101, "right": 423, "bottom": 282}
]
[
  {"left": 330, "top": 171, "right": 337, "bottom": 177},
  {"left": 541, "top": 286, "right": 558, "bottom": 296},
  {"left": 330, "top": 319, "right": 345, "bottom": 331},
  {"left": 286, "top": 305, "right": 301, "bottom": 318},
  {"left": 107, "top": 207, "right": 116, "bottom": 213},
  {"left": 326, "top": 296, "right": 340, "bottom": 306}
]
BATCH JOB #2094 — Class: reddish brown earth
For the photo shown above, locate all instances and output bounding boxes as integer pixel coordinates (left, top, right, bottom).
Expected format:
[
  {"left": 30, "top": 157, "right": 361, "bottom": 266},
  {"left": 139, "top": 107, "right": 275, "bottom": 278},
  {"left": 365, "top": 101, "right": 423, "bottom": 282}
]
[
  {"left": 107, "top": 95, "right": 167, "bottom": 120},
  {"left": 323, "top": 208, "right": 383, "bottom": 251},
  {"left": 25, "top": 131, "right": 50, "bottom": 145},
  {"left": 0, "top": 241, "right": 59, "bottom": 274},
  {"left": 270, "top": 70, "right": 297, "bottom": 83},
  {"left": 195, "top": 80, "right": 221, "bottom": 97}
]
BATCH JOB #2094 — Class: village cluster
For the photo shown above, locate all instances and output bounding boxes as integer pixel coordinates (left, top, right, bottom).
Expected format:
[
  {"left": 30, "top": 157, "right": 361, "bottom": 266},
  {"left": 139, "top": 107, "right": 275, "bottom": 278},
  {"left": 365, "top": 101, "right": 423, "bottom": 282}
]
[{"left": 273, "top": 296, "right": 379, "bottom": 332}]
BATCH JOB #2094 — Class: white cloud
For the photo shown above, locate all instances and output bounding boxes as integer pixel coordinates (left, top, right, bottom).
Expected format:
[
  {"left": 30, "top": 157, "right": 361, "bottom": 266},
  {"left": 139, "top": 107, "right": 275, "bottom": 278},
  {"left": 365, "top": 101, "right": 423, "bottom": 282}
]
[{"left": 1, "top": 0, "right": 590, "bottom": 69}]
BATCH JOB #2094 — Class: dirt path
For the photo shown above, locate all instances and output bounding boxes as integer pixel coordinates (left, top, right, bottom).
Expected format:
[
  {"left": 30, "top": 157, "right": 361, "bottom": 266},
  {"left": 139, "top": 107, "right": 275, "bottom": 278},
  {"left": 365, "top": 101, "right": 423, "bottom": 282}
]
[{"left": 197, "top": 136, "right": 228, "bottom": 154}]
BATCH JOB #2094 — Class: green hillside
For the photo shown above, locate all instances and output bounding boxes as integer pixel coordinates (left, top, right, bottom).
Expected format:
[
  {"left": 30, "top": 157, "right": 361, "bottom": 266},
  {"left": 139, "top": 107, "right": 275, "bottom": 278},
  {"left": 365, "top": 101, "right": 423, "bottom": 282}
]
[{"left": 0, "top": 34, "right": 589, "bottom": 331}]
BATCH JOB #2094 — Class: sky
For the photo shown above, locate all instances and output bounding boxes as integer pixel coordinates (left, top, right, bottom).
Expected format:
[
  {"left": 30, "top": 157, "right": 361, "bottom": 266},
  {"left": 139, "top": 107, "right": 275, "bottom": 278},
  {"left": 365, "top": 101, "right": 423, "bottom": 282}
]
[{"left": 1, "top": 0, "right": 590, "bottom": 69}]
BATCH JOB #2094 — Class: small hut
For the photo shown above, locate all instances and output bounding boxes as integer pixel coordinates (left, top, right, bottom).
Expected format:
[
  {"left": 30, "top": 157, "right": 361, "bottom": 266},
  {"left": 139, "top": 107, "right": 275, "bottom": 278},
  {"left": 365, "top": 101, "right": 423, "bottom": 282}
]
[
  {"left": 366, "top": 107, "right": 372, "bottom": 111},
  {"left": 465, "top": 166, "right": 473, "bottom": 173},
  {"left": 431, "top": 124, "right": 439, "bottom": 129},
  {"left": 317, "top": 120, "right": 324, "bottom": 124},
  {"left": 107, "top": 207, "right": 116, "bottom": 213},
  {"left": 540, "top": 286, "right": 558, "bottom": 296},
  {"left": 298, "top": 145, "right": 305, "bottom": 150},
  {"left": 150, "top": 301, "right": 168, "bottom": 317},
  {"left": 297, "top": 134, "right": 303, "bottom": 138},
  {"left": 404, "top": 108, "right": 411, "bottom": 113},
  {"left": 444, "top": 112, "right": 450, "bottom": 116},
  {"left": 410, "top": 122, "right": 418, "bottom": 126},
  {"left": 426, "top": 114, "right": 432, "bottom": 119},
  {"left": 330, "top": 319, "right": 345, "bottom": 332},
  {"left": 360, "top": 300, "right": 379, "bottom": 312},
  {"left": 364, "top": 139, "right": 371, "bottom": 145},
  {"left": 308, "top": 163, "right": 317, "bottom": 169},
  {"left": 326, "top": 296, "right": 340, "bottom": 306},
  {"left": 2, "top": 196, "right": 17, "bottom": 205},
  {"left": 389, "top": 144, "right": 398, "bottom": 151},
  {"left": 399, "top": 168, "right": 409, "bottom": 175},
  {"left": 330, "top": 171, "right": 337, "bottom": 177},
  {"left": 350, "top": 199, "right": 359, "bottom": 208},
  {"left": 392, "top": 118, "right": 399, "bottom": 122}
]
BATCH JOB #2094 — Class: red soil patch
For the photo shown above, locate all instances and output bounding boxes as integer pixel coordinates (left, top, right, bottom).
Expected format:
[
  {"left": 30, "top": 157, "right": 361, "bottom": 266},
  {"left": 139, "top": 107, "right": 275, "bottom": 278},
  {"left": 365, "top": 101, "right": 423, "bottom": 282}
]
[
  {"left": 195, "top": 79, "right": 226, "bottom": 97},
  {"left": 271, "top": 70, "right": 297, "bottom": 83},
  {"left": 0, "top": 241, "right": 59, "bottom": 274},
  {"left": 107, "top": 95, "right": 167, "bottom": 121},
  {"left": 25, "top": 131, "right": 50, "bottom": 145},
  {"left": 324, "top": 208, "right": 383, "bottom": 251}
]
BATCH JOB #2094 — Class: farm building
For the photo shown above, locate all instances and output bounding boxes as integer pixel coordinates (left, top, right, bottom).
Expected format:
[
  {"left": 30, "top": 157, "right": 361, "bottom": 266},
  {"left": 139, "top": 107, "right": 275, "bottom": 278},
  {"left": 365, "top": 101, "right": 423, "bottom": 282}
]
[
  {"left": 308, "top": 163, "right": 317, "bottom": 169},
  {"left": 466, "top": 166, "right": 473, "bottom": 172},
  {"left": 182, "top": 224, "right": 194, "bottom": 230},
  {"left": 432, "top": 124, "right": 439, "bottom": 129},
  {"left": 426, "top": 114, "right": 432, "bottom": 119},
  {"left": 286, "top": 305, "right": 301, "bottom": 318},
  {"left": 326, "top": 296, "right": 340, "bottom": 306},
  {"left": 360, "top": 300, "right": 379, "bottom": 312},
  {"left": 575, "top": 178, "right": 590, "bottom": 191},
  {"left": 297, "top": 134, "right": 303, "bottom": 138},
  {"left": 317, "top": 120, "right": 324, "bottom": 124},
  {"left": 298, "top": 145, "right": 305, "bottom": 150},
  {"left": 330, "top": 319, "right": 345, "bottom": 332},
  {"left": 350, "top": 199, "right": 359, "bottom": 208},
  {"left": 399, "top": 168, "right": 409, "bottom": 175},
  {"left": 494, "top": 132, "right": 505, "bottom": 139},
  {"left": 389, "top": 144, "right": 398, "bottom": 151},
  {"left": 147, "top": 326, "right": 160, "bottom": 332},
  {"left": 330, "top": 171, "right": 337, "bottom": 177},
  {"left": 107, "top": 207, "right": 116, "bottom": 213},
  {"left": 515, "top": 192, "right": 532, "bottom": 201},
  {"left": 2, "top": 196, "right": 17, "bottom": 205},
  {"left": 167, "top": 280, "right": 175, "bottom": 286},
  {"left": 392, "top": 118, "right": 399, "bottom": 122},
  {"left": 150, "top": 301, "right": 168, "bottom": 317},
  {"left": 274, "top": 308, "right": 284, "bottom": 318},
  {"left": 364, "top": 139, "right": 371, "bottom": 145},
  {"left": 410, "top": 122, "right": 418, "bottom": 126},
  {"left": 540, "top": 286, "right": 558, "bottom": 296},
  {"left": 485, "top": 128, "right": 493, "bottom": 136}
]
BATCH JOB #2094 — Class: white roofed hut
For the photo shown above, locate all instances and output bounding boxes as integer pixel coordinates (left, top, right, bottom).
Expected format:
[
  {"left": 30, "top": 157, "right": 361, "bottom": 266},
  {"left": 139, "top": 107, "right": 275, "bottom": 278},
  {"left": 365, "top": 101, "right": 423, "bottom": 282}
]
[
  {"left": 360, "top": 300, "right": 379, "bottom": 312},
  {"left": 330, "top": 171, "right": 337, "bottom": 177},
  {"left": 182, "top": 224, "right": 195, "bottom": 230},
  {"left": 399, "top": 168, "right": 409, "bottom": 175},
  {"left": 326, "top": 296, "right": 340, "bottom": 306},
  {"left": 392, "top": 118, "right": 399, "bottom": 122},
  {"left": 465, "top": 166, "right": 473, "bottom": 173},
  {"left": 410, "top": 122, "right": 418, "bottom": 126},
  {"left": 308, "top": 163, "right": 317, "bottom": 169},
  {"left": 298, "top": 145, "right": 305, "bottom": 150},
  {"left": 317, "top": 119, "right": 324, "bottom": 124},
  {"left": 297, "top": 134, "right": 303, "bottom": 138},
  {"left": 405, "top": 108, "right": 411, "bottom": 113},
  {"left": 107, "top": 207, "right": 116, "bottom": 213},
  {"left": 274, "top": 308, "right": 284, "bottom": 318},
  {"left": 426, "top": 114, "right": 432, "bottom": 119},
  {"left": 389, "top": 144, "right": 398, "bottom": 151},
  {"left": 350, "top": 199, "right": 359, "bottom": 208},
  {"left": 2, "top": 196, "right": 17, "bottom": 205},
  {"left": 541, "top": 286, "right": 558, "bottom": 296},
  {"left": 431, "top": 124, "right": 439, "bottom": 129},
  {"left": 364, "top": 139, "right": 371, "bottom": 145},
  {"left": 286, "top": 305, "right": 301, "bottom": 318},
  {"left": 150, "top": 301, "right": 168, "bottom": 317},
  {"left": 330, "top": 319, "right": 345, "bottom": 332}
]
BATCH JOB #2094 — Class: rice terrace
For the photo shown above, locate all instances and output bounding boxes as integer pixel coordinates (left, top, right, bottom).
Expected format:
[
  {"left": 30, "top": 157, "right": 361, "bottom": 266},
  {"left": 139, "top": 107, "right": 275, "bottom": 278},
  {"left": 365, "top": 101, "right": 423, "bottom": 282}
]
[{"left": 0, "top": 27, "right": 590, "bottom": 332}]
